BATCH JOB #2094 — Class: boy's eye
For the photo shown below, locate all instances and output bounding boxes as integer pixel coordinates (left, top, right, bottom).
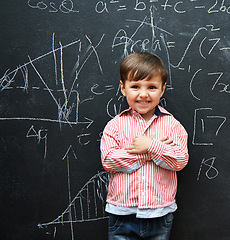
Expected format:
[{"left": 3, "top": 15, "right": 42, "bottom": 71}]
[
  {"left": 149, "top": 86, "right": 156, "bottom": 89},
  {"left": 131, "top": 85, "right": 139, "bottom": 89}
]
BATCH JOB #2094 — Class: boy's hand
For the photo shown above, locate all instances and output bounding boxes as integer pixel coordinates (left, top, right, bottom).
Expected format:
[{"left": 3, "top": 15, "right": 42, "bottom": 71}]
[
  {"left": 125, "top": 135, "right": 174, "bottom": 154},
  {"left": 159, "top": 135, "right": 174, "bottom": 146},
  {"left": 125, "top": 135, "right": 152, "bottom": 154}
]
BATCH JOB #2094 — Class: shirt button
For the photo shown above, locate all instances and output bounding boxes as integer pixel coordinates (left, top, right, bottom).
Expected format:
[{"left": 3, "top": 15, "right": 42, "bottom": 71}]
[
  {"left": 142, "top": 192, "right": 145, "bottom": 196},
  {"left": 142, "top": 176, "right": 145, "bottom": 180}
]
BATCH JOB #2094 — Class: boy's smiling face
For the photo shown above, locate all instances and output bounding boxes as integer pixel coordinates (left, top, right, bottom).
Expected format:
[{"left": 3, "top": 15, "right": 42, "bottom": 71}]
[{"left": 120, "top": 75, "right": 166, "bottom": 122}]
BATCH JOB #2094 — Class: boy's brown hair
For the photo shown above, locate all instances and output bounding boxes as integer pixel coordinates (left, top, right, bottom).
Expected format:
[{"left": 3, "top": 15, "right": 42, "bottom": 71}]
[{"left": 120, "top": 52, "right": 168, "bottom": 85}]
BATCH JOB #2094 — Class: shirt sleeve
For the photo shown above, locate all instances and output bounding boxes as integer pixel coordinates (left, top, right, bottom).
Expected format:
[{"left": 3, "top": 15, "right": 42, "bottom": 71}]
[
  {"left": 100, "top": 118, "right": 148, "bottom": 173},
  {"left": 147, "top": 120, "right": 189, "bottom": 171}
]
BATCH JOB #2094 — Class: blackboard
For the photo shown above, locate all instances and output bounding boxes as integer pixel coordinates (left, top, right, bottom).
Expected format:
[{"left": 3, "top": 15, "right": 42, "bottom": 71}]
[{"left": 1, "top": 1, "right": 230, "bottom": 239}]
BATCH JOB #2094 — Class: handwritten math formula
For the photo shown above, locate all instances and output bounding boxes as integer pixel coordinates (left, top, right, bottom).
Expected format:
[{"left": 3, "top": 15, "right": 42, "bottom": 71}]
[{"left": 27, "top": 0, "right": 230, "bottom": 15}]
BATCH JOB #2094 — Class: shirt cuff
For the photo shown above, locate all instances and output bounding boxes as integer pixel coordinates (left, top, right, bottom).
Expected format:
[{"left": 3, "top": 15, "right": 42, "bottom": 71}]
[
  {"left": 155, "top": 159, "right": 174, "bottom": 170},
  {"left": 113, "top": 162, "right": 141, "bottom": 173}
]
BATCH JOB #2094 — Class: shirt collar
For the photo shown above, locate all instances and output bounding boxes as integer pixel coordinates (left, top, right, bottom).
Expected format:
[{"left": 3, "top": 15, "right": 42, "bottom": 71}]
[
  {"left": 119, "top": 105, "right": 170, "bottom": 117},
  {"left": 154, "top": 106, "right": 161, "bottom": 116}
]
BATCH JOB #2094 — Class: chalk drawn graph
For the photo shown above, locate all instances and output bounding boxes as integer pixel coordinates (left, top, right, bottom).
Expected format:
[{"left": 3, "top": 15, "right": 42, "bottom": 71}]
[
  {"left": 38, "top": 170, "right": 109, "bottom": 225},
  {"left": 38, "top": 157, "right": 109, "bottom": 239}
]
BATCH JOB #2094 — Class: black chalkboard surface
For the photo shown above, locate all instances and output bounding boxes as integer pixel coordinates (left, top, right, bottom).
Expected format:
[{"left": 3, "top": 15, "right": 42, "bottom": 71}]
[{"left": 1, "top": 1, "right": 230, "bottom": 239}]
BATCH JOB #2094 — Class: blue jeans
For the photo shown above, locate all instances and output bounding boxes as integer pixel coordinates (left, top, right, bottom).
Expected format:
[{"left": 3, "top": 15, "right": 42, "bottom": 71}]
[{"left": 108, "top": 213, "right": 173, "bottom": 240}]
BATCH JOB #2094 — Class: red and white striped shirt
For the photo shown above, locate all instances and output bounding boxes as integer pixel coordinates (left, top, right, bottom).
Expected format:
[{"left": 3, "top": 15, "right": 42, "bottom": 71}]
[{"left": 101, "top": 106, "right": 189, "bottom": 209}]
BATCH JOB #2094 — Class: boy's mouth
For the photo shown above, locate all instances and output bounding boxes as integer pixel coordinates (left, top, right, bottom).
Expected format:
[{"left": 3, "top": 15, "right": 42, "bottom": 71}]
[{"left": 137, "top": 101, "right": 150, "bottom": 104}]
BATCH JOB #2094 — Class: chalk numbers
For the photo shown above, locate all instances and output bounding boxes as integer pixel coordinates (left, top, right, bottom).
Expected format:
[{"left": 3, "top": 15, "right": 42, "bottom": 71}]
[
  {"left": 27, "top": 0, "right": 79, "bottom": 13},
  {"left": 26, "top": 125, "right": 48, "bottom": 158},
  {"left": 197, "top": 157, "right": 219, "bottom": 181},
  {"left": 208, "top": 0, "right": 230, "bottom": 14}
]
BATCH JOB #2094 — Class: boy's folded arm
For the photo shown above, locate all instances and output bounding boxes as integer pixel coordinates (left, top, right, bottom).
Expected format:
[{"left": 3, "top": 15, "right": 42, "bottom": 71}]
[
  {"left": 101, "top": 147, "right": 148, "bottom": 173},
  {"left": 100, "top": 124, "right": 148, "bottom": 173},
  {"left": 147, "top": 134, "right": 189, "bottom": 171}
]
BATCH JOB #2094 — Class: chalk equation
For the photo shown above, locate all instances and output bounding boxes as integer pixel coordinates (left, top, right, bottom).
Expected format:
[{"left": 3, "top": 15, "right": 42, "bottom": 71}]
[
  {"left": 98, "top": 0, "right": 230, "bottom": 15},
  {"left": 110, "top": 11, "right": 230, "bottom": 94},
  {"left": 27, "top": 0, "right": 230, "bottom": 15}
]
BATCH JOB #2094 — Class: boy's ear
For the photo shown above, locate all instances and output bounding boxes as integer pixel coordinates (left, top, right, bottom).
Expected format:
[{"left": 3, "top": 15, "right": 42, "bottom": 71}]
[
  {"left": 160, "top": 83, "right": 166, "bottom": 97},
  {"left": 120, "top": 81, "right": 126, "bottom": 97}
]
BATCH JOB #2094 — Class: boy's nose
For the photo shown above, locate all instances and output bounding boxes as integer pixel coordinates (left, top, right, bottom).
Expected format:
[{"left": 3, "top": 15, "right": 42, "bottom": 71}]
[{"left": 139, "top": 90, "right": 148, "bottom": 97}]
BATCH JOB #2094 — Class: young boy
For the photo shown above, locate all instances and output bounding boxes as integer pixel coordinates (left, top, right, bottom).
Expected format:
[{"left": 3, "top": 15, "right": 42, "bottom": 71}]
[{"left": 101, "top": 52, "right": 189, "bottom": 240}]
